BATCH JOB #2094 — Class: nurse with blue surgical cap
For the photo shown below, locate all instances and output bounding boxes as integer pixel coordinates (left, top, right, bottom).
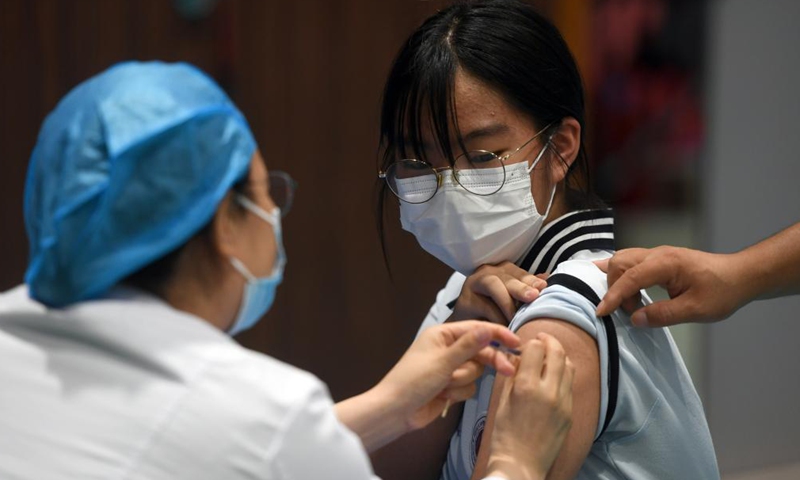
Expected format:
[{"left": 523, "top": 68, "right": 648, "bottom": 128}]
[{"left": 0, "top": 62, "right": 575, "bottom": 480}]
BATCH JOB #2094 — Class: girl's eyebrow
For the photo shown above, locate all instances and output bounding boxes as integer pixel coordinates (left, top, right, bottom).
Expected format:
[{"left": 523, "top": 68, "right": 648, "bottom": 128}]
[{"left": 398, "top": 123, "right": 510, "bottom": 157}]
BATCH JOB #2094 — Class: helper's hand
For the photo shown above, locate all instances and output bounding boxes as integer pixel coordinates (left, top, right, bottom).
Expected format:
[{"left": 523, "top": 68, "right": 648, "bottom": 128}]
[
  {"left": 485, "top": 333, "right": 575, "bottom": 480},
  {"left": 379, "top": 321, "right": 521, "bottom": 432},
  {"left": 595, "top": 246, "right": 748, "bottom": 327},
  {"left": 452, "top": 262, "right": 548, "bottom": 325}
]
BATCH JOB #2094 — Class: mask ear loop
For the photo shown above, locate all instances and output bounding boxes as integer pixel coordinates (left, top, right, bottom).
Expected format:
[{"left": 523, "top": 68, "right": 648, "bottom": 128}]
[
  {"left": 235, "top": 195, "right": 281, "bottom": 227},
  {"left": 526, "top": 133, "right": 559, "bottom": 218},
  {"left": 231, "top": 194, "right": 287, "bottom": 274},
  {"left": 230, "top": 256, "right": 257, "bottom": 283}
]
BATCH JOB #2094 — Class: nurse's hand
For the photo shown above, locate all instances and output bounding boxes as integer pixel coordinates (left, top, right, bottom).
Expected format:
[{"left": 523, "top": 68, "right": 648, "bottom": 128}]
[
  {"left": 485, "top": 333, "right": 575, "bottom": 480},
  {"left": 386, "top": 320, "right": 521, "bottom": 431},
  {"left": 452, "top": 262, "right": 547, "bottom": 325},
  {"left": 335, "top": 321, "right": 520, "bottom": 452},
  {"left": 595, "top": 247, "right": 746, "bottom": 327}
]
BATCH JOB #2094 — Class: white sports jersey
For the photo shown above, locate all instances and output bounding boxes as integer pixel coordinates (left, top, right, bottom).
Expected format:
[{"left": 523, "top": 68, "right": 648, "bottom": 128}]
[{"left": 419, "top": 209, "right": 719, "bottom": 480}]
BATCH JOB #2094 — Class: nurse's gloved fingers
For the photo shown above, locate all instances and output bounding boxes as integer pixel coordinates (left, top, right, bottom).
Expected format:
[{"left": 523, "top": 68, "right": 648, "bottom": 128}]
[
  {"left": 559, "top": 358, "right": 576, "bottom": 405},
  {"left": 536, "top": 333, "right": 575, "bottom": 403},
  {"left": 450, "top": 360, "right": 483, "bottom": 386},
  {"left": 497, "top": 370, "right": 512, "bottom": 403},
  {"left": 443, "top": 383, "right": 478, "bottom": 404},
  {"left": 473, "top": 345, "right": 517, "bottom": 377},
  {"left": 512, "top": 339, "right": 546, "bottom": 393},
  {"left": 537, "top": 333, "right": 566, "bottom": 388},
  {"left": 440, "top": 320, "right": 521, "bottom": 350},
  {"left": 438, "top": 321, "right": 520, "bottom": 376}
]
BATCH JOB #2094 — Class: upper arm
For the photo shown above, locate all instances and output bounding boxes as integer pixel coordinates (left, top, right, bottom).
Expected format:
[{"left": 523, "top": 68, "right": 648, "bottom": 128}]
[{"left": 471, "top": 318, "right": 600, "bottom": 480}]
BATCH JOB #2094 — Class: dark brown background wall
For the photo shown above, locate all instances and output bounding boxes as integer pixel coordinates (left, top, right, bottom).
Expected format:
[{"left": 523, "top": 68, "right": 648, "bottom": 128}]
[{"left": 0, "top": 1, "right": 557, "bottom": 478}]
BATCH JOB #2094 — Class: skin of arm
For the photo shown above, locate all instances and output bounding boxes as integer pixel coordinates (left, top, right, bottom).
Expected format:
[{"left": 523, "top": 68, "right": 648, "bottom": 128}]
[
  {"left": 471, "top": 320, "right": 599, "bottom": 480},
  {"left": 738, "top": 221, "right": 800, "bottom": 300}
]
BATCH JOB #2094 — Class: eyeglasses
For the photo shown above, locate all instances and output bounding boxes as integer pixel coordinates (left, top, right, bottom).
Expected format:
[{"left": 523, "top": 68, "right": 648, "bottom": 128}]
[
  {"left": 251, "top": 170, "right": 297, "bottom": 217},
  {"left": 378, "top": 124, "right": 552, "bottom": 204}
]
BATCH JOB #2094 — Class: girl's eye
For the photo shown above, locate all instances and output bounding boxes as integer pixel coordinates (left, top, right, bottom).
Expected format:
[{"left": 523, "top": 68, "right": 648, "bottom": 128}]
[
  {"left": 467, "top": 152, "right": 498, "bottom": 164},
  {"left": 457, "top": 151, "right": 501, "bottom": 170}
]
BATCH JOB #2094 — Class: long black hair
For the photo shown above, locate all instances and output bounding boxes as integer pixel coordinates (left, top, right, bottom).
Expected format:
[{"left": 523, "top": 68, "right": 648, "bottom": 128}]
[{"left": 376, "top": 0, "right": 604, "bottom": 264}]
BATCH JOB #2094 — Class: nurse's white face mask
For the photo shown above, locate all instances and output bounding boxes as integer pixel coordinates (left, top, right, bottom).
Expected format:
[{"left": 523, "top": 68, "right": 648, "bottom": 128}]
[{"left": 398, "top": 138, "right": 556, "bottom": 275}]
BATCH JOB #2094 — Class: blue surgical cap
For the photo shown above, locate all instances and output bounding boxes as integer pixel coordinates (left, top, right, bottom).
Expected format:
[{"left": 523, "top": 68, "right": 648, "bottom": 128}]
[{"left": 24, "top": 61, "right": 256, "bottom": 307}]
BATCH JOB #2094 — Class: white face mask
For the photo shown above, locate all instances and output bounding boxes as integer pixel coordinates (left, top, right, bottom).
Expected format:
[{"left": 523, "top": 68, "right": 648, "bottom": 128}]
[{"left": 398, "top": 142, "right": 556, "bottom": 275}]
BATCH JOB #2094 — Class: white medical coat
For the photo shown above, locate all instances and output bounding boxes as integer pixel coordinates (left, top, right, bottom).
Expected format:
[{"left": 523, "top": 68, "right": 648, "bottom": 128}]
[{"left": 0, "top": 285, "right": 378, "bottom": 479}]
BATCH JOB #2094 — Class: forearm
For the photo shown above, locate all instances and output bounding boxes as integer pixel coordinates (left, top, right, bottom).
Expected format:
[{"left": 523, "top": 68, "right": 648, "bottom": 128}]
[
  {"left": 735, "top": 222, "right": 800, "bottom": 301},
  {"left": 335, "top": 386, "right": 410, "bottom": 453}
]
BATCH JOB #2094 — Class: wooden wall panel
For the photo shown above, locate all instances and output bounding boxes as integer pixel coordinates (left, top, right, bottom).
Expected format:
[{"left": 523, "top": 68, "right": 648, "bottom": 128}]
[{"left": 1, "top": 0, "right": 46, "bottom": 294}]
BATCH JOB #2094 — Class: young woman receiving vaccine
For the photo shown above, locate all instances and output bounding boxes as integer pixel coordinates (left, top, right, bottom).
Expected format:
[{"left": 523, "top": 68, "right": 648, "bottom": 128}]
[{"left": 376, "top": 1, "right": 719, "bottom": 479}]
